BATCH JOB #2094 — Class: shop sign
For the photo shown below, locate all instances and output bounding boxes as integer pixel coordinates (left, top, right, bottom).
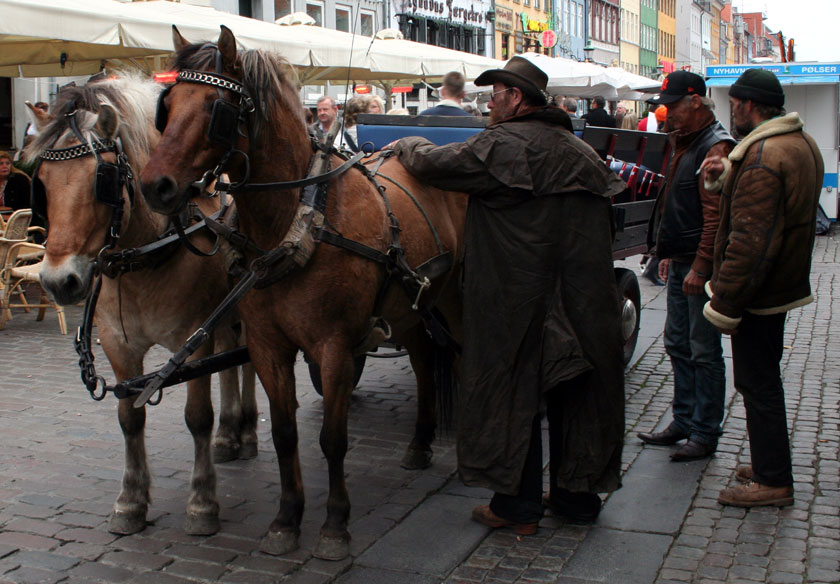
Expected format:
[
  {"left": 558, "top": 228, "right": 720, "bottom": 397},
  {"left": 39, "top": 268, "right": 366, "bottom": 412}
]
[
  {"left": 541, "top": 29, "right": 557, "bottom": 48},
  {"left": 519, "top": 12, "right": 549, "bottom": 33},
  {"left": 495, "top": 6, "right": 514, "bottom": 32},
  {"left": 394, "top": 0, "right": 490, "bottom": 25}
]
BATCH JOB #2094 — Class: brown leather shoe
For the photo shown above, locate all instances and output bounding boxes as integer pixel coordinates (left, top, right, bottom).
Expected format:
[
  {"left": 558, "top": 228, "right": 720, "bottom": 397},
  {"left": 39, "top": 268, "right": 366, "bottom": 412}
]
[
  {"left": 718, "top": 481, "right": 793, "bottom": 508},
  {"left": 735, "top": 465, "right": 754, "bottom": 483},
  {"left": 471, "top": 505, "right": 537, "bottom": 535},
  {"left": 638, "top": 423, "right": 689, "bottom": 446},
  {"left": 670, "top": 439, "right": 716, "bottom": 462}
]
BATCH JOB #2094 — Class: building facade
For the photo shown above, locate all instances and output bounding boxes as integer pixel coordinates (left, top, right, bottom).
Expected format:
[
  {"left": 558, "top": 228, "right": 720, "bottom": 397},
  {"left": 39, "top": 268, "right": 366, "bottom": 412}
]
[
  {"left": 639, "top": 0, "right": 658, "bottom": 78},
  {"left": 620, "top": 0, "right": 641, "bottom": 75},
  {"left": 588, "top": 0, "right": 620, "bottom": 66},
  {"left": 658, "top": 0, "right": 676, "bottom": 74},
  {"left": 553, "top": 0, "right": 586, "bottom": 61}
]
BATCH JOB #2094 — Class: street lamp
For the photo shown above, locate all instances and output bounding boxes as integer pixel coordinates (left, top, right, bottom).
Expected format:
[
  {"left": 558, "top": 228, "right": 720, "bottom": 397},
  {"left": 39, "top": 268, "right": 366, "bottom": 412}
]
[{"left": 583, "top": 42, "right": 595, "bottom": 62}]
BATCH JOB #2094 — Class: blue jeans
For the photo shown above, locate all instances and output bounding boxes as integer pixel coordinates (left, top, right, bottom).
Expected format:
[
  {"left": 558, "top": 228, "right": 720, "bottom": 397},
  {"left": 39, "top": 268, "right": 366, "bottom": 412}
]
[{"left": 663, "top": 261, "right": 726, "bottom": 446}]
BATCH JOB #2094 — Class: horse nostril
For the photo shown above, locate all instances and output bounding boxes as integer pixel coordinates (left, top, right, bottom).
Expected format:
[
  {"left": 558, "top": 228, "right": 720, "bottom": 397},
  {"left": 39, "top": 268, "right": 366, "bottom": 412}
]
[{"left": 155, "top": 176, "right": 178, "bottom": 204}]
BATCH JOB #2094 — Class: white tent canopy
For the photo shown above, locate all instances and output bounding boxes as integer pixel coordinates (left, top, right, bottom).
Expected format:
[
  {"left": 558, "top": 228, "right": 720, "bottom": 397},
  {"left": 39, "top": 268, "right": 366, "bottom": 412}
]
[
  {"left": 466, "top": 52, "right": 661, "bottom": 101},
  {"left": 0, "top": 0, "right": 503, "bottom": 85}
]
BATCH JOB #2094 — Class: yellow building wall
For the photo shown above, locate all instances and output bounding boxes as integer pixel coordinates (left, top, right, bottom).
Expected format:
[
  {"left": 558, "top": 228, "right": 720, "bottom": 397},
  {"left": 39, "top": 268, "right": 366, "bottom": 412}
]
[
  {"left": 620, "top": 0, "right": 641, "bottom": 75},
  {"left": 658, "top": 0, "right": 676, "bottom": 71},
  {"left": 494, "top": 0, "right": 553, "bottom": 59}
]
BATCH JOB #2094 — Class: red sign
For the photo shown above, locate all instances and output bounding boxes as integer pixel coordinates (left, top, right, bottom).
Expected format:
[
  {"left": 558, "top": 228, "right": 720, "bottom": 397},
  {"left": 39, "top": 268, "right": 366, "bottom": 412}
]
[
  {"left": 541, "top": 30, "right": 557, "bottom": 48},
  {"left": 391, "top": 86, "right": 413, "bottom": 94},
  {"left": 354, "top": 85, "right": 371, "bottom": 94}
]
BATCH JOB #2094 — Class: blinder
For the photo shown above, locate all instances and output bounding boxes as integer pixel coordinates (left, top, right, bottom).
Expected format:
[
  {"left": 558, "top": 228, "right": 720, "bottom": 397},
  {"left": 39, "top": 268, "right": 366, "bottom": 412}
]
[
  {"left": 155, "top": 68, "right": 252, "bottom": 149},
  {"left": 94, "top": 161, "right": 124, "bottom": 208}
]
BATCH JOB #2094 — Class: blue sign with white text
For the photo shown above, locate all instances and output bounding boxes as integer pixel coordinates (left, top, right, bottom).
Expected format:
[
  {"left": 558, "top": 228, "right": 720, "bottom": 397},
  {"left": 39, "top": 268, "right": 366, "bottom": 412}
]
[{"left": 706, "top": 63, "right": 840, "bottom": 77}]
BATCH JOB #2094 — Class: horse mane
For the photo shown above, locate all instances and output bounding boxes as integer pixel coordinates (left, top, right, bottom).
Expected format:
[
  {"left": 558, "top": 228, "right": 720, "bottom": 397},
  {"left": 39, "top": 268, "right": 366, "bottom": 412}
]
[
  {"left": 173, "top": 42, "right": 305, "bottom": 141},
  {"left": 25, "top": 73, "right": 161, "bottom": 166}
]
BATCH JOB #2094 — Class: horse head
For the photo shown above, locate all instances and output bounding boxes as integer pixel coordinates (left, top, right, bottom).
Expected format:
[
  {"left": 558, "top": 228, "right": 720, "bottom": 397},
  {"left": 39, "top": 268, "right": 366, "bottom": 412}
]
[
  {"left": 140, "top": 25, "right": 310, "bottom": 217},
  {"left": 29, "top": 76, "right": 161, "bottom": 305}
]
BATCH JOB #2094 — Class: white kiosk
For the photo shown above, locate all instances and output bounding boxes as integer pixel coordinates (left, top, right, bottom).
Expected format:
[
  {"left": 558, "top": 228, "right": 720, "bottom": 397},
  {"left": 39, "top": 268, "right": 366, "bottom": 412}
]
[{"left": 705, "top": 62, "right": 840, "bottom": 220}]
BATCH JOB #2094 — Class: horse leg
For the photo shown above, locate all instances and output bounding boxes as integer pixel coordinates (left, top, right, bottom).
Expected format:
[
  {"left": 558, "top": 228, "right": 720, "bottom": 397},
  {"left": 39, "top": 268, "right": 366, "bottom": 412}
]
[
  {"left": 183, "top": 343, "right": 221, "bottom": 535},
  {"left": 109, "top": 356, "right": 151, "bottom": 535},
  {"left": 257, "top": 346, "right": 305, "bottom": 556},
  {"left": 400, "top": 326, "right": 438, "bottom": 470},
  {"left": 238, "top": 362, "right": 259, "bottom": 460},
  {"left": 213, "top": 326, "right": 243, "bottom": 462},
  {"left": 313, "top": 347, "right": 355, "bottom": 561}
]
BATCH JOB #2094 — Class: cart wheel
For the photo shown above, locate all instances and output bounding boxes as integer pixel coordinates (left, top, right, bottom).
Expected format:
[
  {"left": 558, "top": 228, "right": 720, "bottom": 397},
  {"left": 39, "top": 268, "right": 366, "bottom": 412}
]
[
  {"left": 309, "top": 355, "right": 367, "bottom": 396},
  {"left": 615, "top": 268, "right": 641, "bottom": 367}
]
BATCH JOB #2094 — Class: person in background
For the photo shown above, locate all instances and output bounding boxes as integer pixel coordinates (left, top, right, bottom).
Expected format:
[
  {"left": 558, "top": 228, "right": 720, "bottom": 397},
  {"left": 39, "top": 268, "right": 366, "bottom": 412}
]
[
  {"left": 389, "top": 56, "right": 626, "bottom": 533},
  {"left": 637, "top": 70, "right": 735, "bottom": 463},
  {"left": 702, "top": 69, "right": 823, "bottom": 508},
  {"left": 420, "top": 71, "right": 472, "bottom": 116},
  {"left": 309, "top": 95, "right": 355, "bottom": 151},
  {"left": 342, "top": 96, "right": 368, "bottom": 152},
  {"left": 0, "top": 150, "right": 32, "bottom": 212},
  {"left": 620, "top": 112, "right": 638, "bottom": 130},
  {"left": 582, "top": 96, "right": 616, "bottom": 128},
  {"left": 462, "top": 102, "right": 484, "bottom": 117},
  {"left": 561, "top": 97, "right": 578, "bottom": 117},
  {"left": 614, "top": 102, "right": 628, "bottom": 127},
  {"left": 366, "top": 94, "right": 386, "bottom": 115},
  {"left": 386, "top": 107, "right": 410, "bottom": 115}
]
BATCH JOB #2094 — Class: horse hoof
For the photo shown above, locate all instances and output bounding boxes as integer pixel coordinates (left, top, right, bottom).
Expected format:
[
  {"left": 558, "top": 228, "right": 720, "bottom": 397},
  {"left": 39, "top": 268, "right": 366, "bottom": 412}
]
[
  {"left": 239, "top": 442, "right": 258, "bottom": 460},
  {"left": 260, "top": 529, "right": 300, "bottom": 556},
  {"left": 212, "top": 444, "right": 239, "bottom": 464},
  {"left": 108, "top": 512, "right": 147, "bottom": 535},
  {"left": 313, "top": 534, "right": 350, "bottom": 561},
  {"left": 400, "top": 447, "right": 433, "bottom": 470},
  {"left": 185, "top": 512, "right": 220, "bottom": 536}
]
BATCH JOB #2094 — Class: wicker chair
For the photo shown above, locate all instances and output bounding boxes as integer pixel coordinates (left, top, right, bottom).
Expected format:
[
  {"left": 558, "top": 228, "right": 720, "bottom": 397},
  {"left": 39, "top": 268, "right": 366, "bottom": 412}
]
[{"left": 0, "top": 210, "right": 66, "bottom": 335}]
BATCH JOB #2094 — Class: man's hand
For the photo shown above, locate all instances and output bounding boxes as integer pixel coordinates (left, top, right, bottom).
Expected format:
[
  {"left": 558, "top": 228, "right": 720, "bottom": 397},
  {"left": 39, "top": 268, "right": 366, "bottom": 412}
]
[
  {"left": 658, "top": 258, "right": 670, "bottom": 283},
  {"left": 683, "top": 268, "right": 706, "bottom": 296},
  {"left": 700, "top": 154, "right": 725, "bottom": 183},
  {"left": 383, "top": 139, "right": 401, "bottom": 151}
]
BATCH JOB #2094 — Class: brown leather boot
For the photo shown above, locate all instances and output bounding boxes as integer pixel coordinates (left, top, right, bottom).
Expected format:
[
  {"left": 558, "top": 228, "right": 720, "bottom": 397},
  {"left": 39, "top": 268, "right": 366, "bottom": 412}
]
[
  {"left": 735, "top": 465, "right": 754, "bottom": 483},
  {"left": 471, "top": 505, "right": 538, "bottom": 535},
  {"left": 718, "top": 481, "right": 793, "bottom": 507}
]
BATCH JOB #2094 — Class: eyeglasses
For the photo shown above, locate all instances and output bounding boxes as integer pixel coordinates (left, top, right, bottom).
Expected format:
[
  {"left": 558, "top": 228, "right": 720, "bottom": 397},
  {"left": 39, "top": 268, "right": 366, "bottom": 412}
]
[{"left": 488, "top": 87, "right": 514, "bottom": 101}]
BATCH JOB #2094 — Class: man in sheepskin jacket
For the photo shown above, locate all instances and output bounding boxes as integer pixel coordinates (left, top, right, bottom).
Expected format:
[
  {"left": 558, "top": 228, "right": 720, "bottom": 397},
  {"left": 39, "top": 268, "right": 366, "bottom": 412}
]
[{"left": 702, "top": 68, "right": 824, "bottom": 508}]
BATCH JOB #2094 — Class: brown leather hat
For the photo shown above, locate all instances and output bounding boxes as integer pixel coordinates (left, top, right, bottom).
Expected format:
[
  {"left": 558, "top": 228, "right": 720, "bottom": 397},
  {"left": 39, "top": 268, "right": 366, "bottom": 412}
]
[{"left": 475, "top": 56, "right": 549, "bottom": 105}]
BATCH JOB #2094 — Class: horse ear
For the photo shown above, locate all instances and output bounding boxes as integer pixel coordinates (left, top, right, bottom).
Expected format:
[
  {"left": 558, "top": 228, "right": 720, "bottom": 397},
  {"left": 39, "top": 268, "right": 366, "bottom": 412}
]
[
  {"left": 95, "top": 104, "right": 120, "bottom": 141},
  {"left": 25, "top": 101, "right": 54, "bottom": 131},
  {"left": 218, "top": 25, "right": 240, "bottom": 74},
  {"left": 172, "top": 25, "right": 189, "bottom": 52}
]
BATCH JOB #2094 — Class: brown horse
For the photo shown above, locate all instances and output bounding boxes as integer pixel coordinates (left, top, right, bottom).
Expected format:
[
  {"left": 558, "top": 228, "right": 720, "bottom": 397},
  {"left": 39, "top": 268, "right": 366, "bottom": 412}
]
[
  {"left": 25, "top": 74, "right": 257, "bottom": 536},
  {"left": 139, "top": 27, "right": 465, "bottom": 560}
]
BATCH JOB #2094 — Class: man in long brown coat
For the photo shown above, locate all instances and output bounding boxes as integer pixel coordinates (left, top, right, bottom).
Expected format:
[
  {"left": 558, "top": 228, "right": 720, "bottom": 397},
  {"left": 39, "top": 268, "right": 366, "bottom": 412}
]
[{"left": 390, "top": 57, "right": 626, "bottom": 532}]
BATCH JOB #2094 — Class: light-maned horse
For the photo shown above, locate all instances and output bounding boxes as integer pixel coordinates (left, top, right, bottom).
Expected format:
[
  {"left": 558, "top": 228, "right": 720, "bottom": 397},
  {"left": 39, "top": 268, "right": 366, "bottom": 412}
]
[
  {"left": 26, "top": 74, "right": 257, "bottom": 536},
  {"left": 139, "top": 27, "right": 466, "bottom": 560}
]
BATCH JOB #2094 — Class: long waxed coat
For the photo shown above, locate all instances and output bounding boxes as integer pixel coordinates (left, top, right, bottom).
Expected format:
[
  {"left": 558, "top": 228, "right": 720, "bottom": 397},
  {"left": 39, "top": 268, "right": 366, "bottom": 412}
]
[{"left": 394, "top": 106, "right": 626, "bottom": 495}]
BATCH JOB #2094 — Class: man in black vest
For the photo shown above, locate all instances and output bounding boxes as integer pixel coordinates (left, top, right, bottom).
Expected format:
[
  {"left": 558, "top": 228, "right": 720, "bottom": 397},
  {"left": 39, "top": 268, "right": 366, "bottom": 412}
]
[
  {"left": 637, "top": 71, "right": 735, "bottom": 462},
  {"left": 581, "top": 96, "right": 616, "bottom": 127}
]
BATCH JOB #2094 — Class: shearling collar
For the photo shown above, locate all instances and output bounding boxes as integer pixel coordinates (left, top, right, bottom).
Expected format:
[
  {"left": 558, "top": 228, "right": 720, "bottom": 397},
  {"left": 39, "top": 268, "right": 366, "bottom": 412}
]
[{"left": 729, "top": 112, "right": 803, "bottom": 162}]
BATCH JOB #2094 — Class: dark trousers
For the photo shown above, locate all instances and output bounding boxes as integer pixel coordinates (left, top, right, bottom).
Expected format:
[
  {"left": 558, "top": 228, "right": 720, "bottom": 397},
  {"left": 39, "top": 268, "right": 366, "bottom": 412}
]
[
  {"left": 489, "top": 414, "right": 544, "bottom": 523},
  {"left": 731, "top": 311, "right": 793, "bottom": 487}
]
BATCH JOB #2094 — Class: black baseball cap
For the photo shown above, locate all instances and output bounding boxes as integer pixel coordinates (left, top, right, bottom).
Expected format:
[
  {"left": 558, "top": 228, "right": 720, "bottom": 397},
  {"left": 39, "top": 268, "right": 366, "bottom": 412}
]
[{"left": 646, "top": 70, "right": 707, "bottom": 105}]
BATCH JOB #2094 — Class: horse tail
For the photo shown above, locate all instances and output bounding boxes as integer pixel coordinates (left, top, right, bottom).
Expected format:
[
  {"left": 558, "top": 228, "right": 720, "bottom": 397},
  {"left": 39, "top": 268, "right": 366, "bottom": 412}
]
[{"left": 427, "top": 307, "right": 459, "bottom": 433}]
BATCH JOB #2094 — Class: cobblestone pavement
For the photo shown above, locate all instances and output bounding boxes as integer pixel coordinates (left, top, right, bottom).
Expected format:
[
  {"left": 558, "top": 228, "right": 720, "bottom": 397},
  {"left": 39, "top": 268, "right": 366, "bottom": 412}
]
[{"left": 0, "top": 228, "right": 838, "bottom": 583}]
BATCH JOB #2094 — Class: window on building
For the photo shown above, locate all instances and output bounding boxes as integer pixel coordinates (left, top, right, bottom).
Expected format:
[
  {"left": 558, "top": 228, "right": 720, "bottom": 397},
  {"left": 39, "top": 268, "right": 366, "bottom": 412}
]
[
  {"left": 335, "top": 6, "right": 351, "bottom": 32},
  {"left": 534, "top": 0, "right": 540, "bottom": 11},
  {"left": 360, "top": 10, "right": 374, "bottom": 36},
  {"left": 524, "top": 0, "right": 530, "bottom": 7},
  {"left": 502, "top": 33, "right": 511, "bottom": 59},
  {"left": 274, "top": 0, "right": 291, "bottom": 19},
  {"left": 306, "top": 2, "right": 324, "bottom": 26}
]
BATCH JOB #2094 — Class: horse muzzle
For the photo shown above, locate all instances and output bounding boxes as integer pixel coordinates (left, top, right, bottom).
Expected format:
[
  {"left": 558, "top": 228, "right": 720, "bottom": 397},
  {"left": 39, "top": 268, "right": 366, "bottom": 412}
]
[
  {"left": 40, "top": 257, "right": 94, "bottom": 306},
  {"left": 139, "top": 175, "right": 192, "bottom": 216}
]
